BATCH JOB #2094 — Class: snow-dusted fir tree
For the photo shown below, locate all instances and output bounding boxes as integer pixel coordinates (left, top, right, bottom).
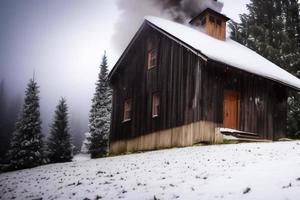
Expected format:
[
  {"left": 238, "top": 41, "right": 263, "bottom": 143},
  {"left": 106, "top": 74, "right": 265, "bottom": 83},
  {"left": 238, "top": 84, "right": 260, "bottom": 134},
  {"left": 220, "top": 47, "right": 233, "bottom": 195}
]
[
  {"left": 287, "top": 95, "right": 300, "bottom": 138},
  {"left": 47, "top": 98, "right": 73, "bottom": 163},
  {"left": 229, "top": 0, "right": 297, "bottom": 70},
  {"left": 6, "top": 78, "right": 44, "bottom": 170},
  {"left": 89, "top": 52, "right": 112, "bottom": 158}
]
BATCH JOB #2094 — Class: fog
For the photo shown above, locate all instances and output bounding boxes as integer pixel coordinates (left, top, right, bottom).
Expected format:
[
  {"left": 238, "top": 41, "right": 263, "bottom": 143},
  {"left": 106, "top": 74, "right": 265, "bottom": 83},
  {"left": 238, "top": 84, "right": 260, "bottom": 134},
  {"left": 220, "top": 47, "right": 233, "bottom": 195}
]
[
  {"left": 111, "top": 0, "right": 224, "bottom": 55},
  {"left": 0, "top": 0, "right": 120, "bottom": 145},
  {"left": 111, "top": 0, "right": 249, "bottom": 55}
]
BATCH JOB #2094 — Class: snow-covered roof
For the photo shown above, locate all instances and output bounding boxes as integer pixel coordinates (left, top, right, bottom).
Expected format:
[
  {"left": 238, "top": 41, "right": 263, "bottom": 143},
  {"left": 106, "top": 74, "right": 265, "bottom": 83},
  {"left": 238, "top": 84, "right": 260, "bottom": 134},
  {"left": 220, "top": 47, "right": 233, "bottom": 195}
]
[{"left": 145, "top": 16, "right": 300, "bottom": 90}]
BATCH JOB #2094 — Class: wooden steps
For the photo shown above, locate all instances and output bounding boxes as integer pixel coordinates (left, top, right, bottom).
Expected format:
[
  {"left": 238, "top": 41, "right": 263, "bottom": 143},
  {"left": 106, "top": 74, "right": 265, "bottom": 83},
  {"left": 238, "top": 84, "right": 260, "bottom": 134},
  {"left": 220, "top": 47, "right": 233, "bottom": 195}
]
[{"left": 217, "top": 128, "right": 272, "bottom": 142}]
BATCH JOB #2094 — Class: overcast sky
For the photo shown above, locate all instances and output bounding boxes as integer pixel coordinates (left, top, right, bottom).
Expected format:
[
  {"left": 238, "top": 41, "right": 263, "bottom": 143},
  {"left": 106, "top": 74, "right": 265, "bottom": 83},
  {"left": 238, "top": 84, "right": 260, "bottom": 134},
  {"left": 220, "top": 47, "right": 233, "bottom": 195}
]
[{"left": 0, "top": 0, "right": 250, "bottom": 134}]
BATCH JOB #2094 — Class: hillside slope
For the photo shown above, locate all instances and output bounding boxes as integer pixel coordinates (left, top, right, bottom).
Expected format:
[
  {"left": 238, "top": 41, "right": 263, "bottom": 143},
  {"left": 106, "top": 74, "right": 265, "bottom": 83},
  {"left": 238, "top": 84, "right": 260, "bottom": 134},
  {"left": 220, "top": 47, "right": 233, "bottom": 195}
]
[{"left": 1, "top": 141, "right": 300, "bottom": 200}]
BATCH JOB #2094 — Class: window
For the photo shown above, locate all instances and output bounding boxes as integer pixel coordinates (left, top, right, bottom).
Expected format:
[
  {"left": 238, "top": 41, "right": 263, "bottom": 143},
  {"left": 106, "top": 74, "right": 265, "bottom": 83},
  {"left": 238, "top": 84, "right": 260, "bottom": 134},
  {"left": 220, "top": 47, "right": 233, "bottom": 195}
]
[
  {"left": 123, "top": 99, "right": 132, "bottom": 121},
  {"left": 147, "top": 37, "right": 158, "bottom": 69},
  {"left": 152, "top": 93, "right": 160, "bottom": 117},
  {"left": 147, "top": 49, "right": 157, "bottom": 69}
]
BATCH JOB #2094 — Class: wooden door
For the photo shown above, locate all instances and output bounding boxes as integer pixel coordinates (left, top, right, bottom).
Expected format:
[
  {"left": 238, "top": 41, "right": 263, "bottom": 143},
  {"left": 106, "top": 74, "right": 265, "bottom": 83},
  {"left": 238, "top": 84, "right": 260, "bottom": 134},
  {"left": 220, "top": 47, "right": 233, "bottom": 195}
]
[{"left": 223, "top": 90, "right": 240, "bottom": 129}]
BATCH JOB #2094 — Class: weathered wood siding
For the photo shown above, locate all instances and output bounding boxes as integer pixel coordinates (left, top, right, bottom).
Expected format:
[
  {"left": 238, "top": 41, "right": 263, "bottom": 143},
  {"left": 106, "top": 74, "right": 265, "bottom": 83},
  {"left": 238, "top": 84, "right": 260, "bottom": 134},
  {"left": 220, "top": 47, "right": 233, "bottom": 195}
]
[
  {"left": 205, "top": 15, "right": 226, "bottom": 41},
  {"left": 109, "top": 23, "right": 287, "bottom": 153},
  {"left": 110, "top": 120, "right": 223, "bottom": 154},
  {"left": 208, "top": 61, "right": 287, "bottom": 140},
  {"left": 189, "top": 10, "right": 227, "bottom": 41}
]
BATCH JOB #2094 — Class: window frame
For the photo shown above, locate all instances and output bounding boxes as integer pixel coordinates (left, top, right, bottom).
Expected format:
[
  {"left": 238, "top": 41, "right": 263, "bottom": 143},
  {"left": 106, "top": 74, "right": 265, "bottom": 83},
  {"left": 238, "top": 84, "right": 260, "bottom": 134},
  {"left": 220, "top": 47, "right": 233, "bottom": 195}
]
[
  {"left": 147, "top": 48, "right": 158, "bottom": 69},
  {"left": 146, "top": 37, "right": 158, "bottom": 69},
  {"left": 123, "top": 98, "right": 132, "bottom": 122}
]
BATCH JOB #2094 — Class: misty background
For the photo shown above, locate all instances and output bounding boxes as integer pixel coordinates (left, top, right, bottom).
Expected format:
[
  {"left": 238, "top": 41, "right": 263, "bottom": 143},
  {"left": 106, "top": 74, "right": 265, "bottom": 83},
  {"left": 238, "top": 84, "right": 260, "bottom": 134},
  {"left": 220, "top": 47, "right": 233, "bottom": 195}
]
[{"left": 0, "top": 0, "right": 249, "bottom": 152}]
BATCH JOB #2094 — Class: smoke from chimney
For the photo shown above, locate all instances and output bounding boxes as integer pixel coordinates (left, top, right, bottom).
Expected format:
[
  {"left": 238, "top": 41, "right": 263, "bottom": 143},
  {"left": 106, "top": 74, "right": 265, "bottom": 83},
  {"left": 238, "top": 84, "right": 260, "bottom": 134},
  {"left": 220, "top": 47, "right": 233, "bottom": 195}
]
[{"left": 111, "top": 0, "right": 224, "bottom": 55}]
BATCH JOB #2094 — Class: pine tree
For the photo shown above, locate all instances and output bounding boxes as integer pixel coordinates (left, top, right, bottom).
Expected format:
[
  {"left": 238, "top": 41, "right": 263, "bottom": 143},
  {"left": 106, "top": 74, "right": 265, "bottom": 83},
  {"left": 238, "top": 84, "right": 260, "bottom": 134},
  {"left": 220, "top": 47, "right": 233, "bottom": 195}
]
[
  {"left": 47, "top": 98, "right": 73, "bottom": 163},
  {"left": 287, "top": 94, "right": 300, "bottom": 138},
  {"left": 229, "top": 0, "right": 300, "bottom": 138},
  {"left": 229, "top": 0, "right": 294, "bottom": 69},
  {"left": 0, "top": 94, "right": 22, "bottom": 164},
  {"left": 282, "top": 0, "right": 300, "bottom": 74},
  {"left": 283, "top": 0, "right": 300, "bottom": 138},
  {"left": 89, "top": 52, "right": 112, "bottom": 158},
  {"left": 6, "top": 78, "right": 44, "bottom": 170}
]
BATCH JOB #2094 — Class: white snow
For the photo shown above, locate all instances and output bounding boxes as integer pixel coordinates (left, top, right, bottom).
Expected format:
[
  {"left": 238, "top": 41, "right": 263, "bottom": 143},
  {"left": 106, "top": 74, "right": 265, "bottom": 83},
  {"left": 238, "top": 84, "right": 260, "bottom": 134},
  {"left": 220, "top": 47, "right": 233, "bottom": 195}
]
[
  {"left": 1, "top": 141, "right": 300, "bottom": 199},
  {"left": 145, "top": 16, "right": 300, "bottom": 90},
  {"left": 219, "top": 128, "right": 257, "bottom": 135},
  {"left": 220, "top": 128, "right": 242, "bottom": 133}
]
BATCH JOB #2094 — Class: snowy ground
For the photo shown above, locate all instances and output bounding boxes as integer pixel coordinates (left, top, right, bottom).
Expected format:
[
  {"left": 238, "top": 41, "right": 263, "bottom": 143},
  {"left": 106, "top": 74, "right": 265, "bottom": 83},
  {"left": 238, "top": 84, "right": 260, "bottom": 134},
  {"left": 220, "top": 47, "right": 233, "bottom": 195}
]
[{"left": 1, "top": 141, "right": 300, "bottom": 200}]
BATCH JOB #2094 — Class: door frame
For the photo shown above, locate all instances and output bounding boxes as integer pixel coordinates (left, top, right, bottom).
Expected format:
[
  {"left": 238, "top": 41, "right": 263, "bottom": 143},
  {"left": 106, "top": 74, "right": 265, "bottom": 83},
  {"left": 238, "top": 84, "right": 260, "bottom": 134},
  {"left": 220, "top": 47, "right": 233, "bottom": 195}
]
[{"left": 223, "top": 90, "right": 240, "bottom": 129}]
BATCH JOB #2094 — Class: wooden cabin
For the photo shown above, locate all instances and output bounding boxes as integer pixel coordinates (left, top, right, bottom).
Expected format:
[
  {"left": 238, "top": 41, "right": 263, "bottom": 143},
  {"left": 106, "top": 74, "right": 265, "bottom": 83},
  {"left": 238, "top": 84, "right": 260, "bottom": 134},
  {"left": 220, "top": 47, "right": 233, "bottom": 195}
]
[{"left": 108, "top": 8, "right": 300, "bottom": 154}]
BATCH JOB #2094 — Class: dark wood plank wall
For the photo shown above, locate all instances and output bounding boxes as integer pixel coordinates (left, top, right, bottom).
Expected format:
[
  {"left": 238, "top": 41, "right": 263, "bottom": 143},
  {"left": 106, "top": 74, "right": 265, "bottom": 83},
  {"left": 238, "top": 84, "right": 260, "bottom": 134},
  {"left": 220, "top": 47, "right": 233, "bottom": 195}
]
[
  {"left": 208, "top": 61, "right": 287, "bottom": 140},
  {"left": 110, "top": 23, "right": 287, "bottom": 142}
]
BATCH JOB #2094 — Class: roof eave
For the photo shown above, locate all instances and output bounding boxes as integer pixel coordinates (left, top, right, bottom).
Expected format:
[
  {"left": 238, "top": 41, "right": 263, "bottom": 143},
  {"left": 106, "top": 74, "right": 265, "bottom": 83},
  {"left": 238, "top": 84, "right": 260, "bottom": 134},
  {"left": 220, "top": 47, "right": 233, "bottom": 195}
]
[
  {"left": 208, "top": 59, "right": 300, "bottom": 91},
  {"left": 189, "top": 8, "right": 230, "bottom": 24}
]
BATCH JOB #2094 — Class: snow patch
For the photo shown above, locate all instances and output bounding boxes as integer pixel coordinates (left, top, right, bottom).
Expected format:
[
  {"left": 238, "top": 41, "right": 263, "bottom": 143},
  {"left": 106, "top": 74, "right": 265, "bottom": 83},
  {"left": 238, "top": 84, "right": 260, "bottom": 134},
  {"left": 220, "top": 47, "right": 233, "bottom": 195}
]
[{"left": 1, "top": 141, "right": 300, "bottom": 199}]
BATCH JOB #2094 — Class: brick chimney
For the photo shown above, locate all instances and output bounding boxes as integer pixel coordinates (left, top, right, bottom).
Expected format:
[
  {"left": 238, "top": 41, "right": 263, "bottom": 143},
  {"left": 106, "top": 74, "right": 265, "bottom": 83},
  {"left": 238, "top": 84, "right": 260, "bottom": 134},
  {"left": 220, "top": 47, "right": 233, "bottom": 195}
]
[{"left": 189, "top": 8, "right": 230, "bottom": 41}]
